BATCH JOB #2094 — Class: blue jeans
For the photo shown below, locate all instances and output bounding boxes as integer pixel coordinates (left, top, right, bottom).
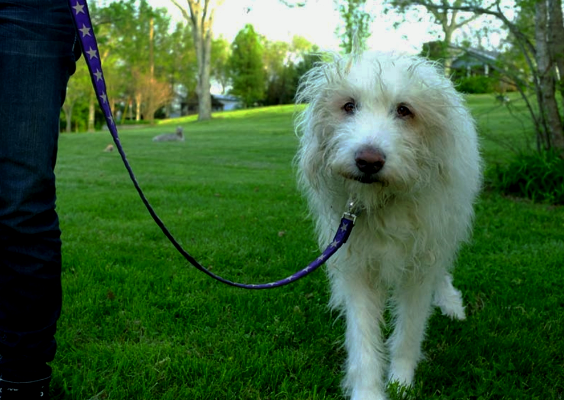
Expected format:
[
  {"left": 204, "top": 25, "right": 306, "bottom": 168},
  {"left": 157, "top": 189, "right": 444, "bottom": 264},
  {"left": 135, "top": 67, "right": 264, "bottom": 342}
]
[{"left": 0, "top": 0, "right": 78, "bottom": 380}]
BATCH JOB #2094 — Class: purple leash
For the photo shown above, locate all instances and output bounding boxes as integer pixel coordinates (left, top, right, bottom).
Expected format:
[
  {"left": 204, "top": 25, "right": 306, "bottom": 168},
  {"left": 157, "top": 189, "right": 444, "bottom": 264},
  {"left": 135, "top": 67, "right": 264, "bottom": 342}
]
[{"left": 68, "top": 0, "right": 358, "bottom": 289}]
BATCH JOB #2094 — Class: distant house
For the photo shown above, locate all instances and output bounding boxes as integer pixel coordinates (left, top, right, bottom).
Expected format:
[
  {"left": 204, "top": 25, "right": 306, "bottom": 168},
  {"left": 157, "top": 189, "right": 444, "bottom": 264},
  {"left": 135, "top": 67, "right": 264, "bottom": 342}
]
[
  {"left": 181, "top": 93, "right": 243, "bottom": 115},
  {"left": 183, "top": 93, "right": 223, "bottom": 115},
  {"left": 450, "top": 48, "right": 517, "bottom": 93},
  {"left": 214, "top": 94, "right": 243, "bottom": 111},
  {"left": 451, "top": 48, "right": 500, "bottom": 78}
]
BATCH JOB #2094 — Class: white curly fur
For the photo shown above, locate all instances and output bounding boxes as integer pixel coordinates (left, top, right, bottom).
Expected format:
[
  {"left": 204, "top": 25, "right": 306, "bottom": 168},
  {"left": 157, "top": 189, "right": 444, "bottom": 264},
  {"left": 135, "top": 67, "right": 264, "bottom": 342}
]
[{"left": 295, "top": 51, "right": 482, "bottom": 400}]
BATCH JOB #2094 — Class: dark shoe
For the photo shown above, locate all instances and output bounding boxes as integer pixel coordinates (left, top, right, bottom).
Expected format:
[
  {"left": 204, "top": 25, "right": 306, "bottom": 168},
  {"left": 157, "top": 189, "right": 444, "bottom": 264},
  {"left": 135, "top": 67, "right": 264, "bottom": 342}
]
[{"left": 0, "top": 376, "right": 50, "bottom": 399}]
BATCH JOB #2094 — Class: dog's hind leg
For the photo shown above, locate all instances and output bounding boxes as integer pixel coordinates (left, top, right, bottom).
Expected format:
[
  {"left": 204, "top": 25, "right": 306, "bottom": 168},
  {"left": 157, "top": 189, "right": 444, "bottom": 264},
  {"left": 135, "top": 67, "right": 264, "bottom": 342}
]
[
  {"left": 330, "top": 268, "right": 388, "bottom": 400},
  {"left": 432, "top": 272, "right": 466, "bottom": 320},
  {"left": 387, "top": 270, "right": 436, "bottom": 388}
]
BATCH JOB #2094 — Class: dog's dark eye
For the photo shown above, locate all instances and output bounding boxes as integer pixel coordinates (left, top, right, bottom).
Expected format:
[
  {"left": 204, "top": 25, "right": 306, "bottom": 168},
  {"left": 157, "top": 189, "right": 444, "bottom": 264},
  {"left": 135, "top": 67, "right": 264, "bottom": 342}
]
[
  {"left": 343, "top": 102, "right": 356, "bottom": 115},
  {"left": 396, "top": 104, "right": 412, "bottom": 118}
]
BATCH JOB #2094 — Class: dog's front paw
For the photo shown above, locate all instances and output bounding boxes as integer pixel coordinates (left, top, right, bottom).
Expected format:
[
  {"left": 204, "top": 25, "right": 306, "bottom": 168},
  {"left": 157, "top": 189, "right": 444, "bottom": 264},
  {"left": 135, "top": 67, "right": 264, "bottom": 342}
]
[
  {"left": 386, "top": 380, "right": 415, "bottom": 400},
  {"left": 387, "top": 358, "right": 415, "bottom": 388},
  {"left": 350, "top": 387, "right": 387, "bottom": 400}
]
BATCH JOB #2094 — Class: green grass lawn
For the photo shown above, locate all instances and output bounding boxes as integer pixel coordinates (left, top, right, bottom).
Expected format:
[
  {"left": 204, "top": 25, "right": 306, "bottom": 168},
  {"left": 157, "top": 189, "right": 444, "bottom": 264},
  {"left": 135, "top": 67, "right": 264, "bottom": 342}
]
[
  {"left": 466, "top": 93, "right": 537, "bottom": 163},
  {"left": 52, "top": 99, "right": 564, "bottom": 399}
]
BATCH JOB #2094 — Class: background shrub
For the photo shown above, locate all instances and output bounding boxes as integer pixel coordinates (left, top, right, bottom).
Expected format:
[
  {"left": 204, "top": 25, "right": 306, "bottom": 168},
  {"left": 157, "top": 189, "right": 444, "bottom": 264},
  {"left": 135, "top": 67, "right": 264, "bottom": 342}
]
[
  {"left": 456, "top": 75, "right": 495, "bottom": 94},
  {"left": 487, "top": 150, "right": 564, "bottom": 204}
]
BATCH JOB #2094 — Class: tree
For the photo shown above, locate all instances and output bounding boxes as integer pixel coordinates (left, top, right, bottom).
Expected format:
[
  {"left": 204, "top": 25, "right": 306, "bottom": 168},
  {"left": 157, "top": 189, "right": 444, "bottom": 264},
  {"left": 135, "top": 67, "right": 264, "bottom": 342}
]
[
  {"left": 229, "top": 24, "right": 265, "bottom": 107},
  {"left": 388, "top": 0, "right": 491, "bottom": 75},
  {"left": 132, "top": 69, "right": 174, "bottom": 124},
  {"left": 410, "top": 0, "right": 564, "bottom": 154},
  {"left": 159, "top": 22, "right": 198, "bottom": 117},
  {"left": 211, "top": 36, "right": 231, "bottom": 94},
  {"left": 294, "top": 47, "right": 321, "bottom": 80},
  {"left": 62, "top": 59, "right": 92, "bottom": 132},
  {"left": 262, "top": 36, "right": 316, "bottom": 105},
  {"left": 263, "top": 39, "right": 291, "bottom": 105},
  {"left": 65, "top": 1, "right": 198, "bottom": 129},
  {"left": 334, "top": 0, "right": 374, "bottom": 53},
  {"left": 420, "top": 40, "right": 449, "bottom": 63},
  {"left": 171, "top": 0, "right": 224, "bottom": 121},
  {"left": 534, "top": 0, "right": 564, "bottom": 151},
  {"left": 91, "top": 0, "right": 174, "bottom": 123},
  {"left": 550, "top": 0, "right": 564, "bottom": 108},
  {"left": 278, "top": 0, "right": 306, "bottom": 6}
]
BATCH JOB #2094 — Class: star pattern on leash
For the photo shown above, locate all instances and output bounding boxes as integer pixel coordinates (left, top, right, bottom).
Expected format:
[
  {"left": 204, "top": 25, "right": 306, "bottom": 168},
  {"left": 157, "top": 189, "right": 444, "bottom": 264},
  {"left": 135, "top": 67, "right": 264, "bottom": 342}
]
[
  {"left": 72, "top": 2, "right": 85, "bottom": 14},
  {"left": 73, "top": 0, "right": 119, "bottom": 140},
  {"left": 86, "top": 47, "right": 98, "bottom": 59},
  {"left": 79, "top": 24, "right": 91, "bottom": 37}
]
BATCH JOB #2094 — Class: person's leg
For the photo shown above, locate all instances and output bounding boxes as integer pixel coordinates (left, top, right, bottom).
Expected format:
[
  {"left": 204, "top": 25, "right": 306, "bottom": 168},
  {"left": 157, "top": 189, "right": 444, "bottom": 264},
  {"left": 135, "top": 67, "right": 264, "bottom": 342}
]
[{"left": 0, "top": 0, "right": 77, "bottom": 395}]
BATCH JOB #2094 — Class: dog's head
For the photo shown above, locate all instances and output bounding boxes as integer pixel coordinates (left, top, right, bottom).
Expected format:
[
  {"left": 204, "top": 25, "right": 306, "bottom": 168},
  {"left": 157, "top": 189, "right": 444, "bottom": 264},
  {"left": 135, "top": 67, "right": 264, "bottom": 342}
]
[{"left": 296, "top": 51, "right": 478, "bottom": 204}]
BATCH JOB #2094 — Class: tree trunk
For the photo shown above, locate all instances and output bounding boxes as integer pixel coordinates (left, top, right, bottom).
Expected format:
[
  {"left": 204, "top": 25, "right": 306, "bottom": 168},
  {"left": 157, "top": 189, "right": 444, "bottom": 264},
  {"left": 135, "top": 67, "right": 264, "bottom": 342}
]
[
  {"left": 128, "top": 98, "right": 134, "bottom": 120},
  {"left": 196, "top": 29, "right": 213, "bottom": 121},
  {"left": 64, "top": 104, "right": 73, "bottom": 133},
  {"left": 135, "top": 92, "right": 142, "bottom": 121},
  {"left": 191, "top": 9, "right": 213, "bottom": 120},
  {"left": 548, "top": 0, "right": 564, "bottom": 116},
  {"left": 88, "top": 91, "right": 95, "bottom": 132},
  {"left": 172, "top": 0, "right": 222, "bottom": 121},
  {"left": 441, "top": 5, "right": 459, "bottom": 78},
  {"left": 535, "top": 0, "right": 564, "bottom": 152},
  {"left": 123, "top": 97, "right": 130, "bottom": 124},
  {"left": 149, "top": 17, "right": 155, "bottom": 125},
  {"left": 443, "top": 27, "right": 454, "bottom": 77}
]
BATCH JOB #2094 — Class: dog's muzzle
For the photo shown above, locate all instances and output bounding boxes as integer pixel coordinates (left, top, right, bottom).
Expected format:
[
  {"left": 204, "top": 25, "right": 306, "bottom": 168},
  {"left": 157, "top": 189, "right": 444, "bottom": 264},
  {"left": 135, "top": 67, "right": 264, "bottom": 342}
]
[{"left": 353, "top": 147, "right": 386, "bottom": 184}]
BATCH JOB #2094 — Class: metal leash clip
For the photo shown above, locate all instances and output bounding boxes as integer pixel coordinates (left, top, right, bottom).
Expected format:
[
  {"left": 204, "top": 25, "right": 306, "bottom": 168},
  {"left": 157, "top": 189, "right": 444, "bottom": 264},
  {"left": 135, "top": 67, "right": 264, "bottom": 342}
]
[{"left": 342, "top": 199, "right": 360, "bottom": 225}]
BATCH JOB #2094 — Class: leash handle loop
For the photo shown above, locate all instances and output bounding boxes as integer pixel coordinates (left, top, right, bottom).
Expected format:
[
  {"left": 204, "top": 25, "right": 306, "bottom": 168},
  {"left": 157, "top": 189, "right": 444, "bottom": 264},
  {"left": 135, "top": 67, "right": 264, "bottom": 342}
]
[{"left": 69, "top": 0, "right": 357, "bottom": 289}]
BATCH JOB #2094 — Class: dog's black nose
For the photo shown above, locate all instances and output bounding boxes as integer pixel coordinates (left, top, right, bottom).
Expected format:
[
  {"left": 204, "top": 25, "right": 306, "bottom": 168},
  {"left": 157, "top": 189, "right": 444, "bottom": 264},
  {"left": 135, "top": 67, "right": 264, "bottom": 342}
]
[{"left": 355, "top": 148, "right": 386, "bottom": 174}]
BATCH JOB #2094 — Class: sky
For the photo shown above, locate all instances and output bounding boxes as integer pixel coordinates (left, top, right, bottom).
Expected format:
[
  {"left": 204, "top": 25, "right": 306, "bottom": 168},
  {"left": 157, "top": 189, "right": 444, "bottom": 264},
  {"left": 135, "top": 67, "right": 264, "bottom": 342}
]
[{"left": 147, "top": 0, "right": 439, "bottom": 54}]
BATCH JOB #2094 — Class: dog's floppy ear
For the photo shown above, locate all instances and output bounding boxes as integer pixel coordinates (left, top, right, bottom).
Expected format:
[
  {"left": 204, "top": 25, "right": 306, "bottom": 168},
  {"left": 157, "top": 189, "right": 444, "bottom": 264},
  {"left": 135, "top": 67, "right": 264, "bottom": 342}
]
[
  {"left": 295, "top": 101, "right": 333, "bottom": 193},
  {"left": 294, "top": 54, "right": 336, "bottom": 191}
]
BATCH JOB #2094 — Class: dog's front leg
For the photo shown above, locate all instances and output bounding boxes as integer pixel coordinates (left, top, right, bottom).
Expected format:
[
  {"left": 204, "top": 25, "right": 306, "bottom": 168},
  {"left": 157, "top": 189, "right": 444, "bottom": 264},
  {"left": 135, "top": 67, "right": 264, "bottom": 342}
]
[
  {"left": 331, "top": 269, "right": 388, "bottom": 400},
  {"left": 387, "top": 270, "right": 436, "bottom": 387}
]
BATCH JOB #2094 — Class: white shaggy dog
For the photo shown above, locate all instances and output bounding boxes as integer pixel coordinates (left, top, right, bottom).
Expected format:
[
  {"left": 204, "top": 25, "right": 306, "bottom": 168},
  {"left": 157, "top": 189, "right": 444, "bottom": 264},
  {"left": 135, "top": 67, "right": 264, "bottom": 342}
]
[{"left": 295, "top": 51, "right": 481, "bottom": 400}]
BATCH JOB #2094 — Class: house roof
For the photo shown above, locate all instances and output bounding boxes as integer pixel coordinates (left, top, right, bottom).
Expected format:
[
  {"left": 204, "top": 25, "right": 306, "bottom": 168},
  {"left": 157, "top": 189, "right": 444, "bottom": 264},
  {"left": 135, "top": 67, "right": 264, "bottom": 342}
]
[
  {"left": 185, "top": 93, "right": 224, "bottom": 107},
  {"left": 213, "top": 94, "right": 241, "bottom": 102},
  {"left": 451, "top": 48, "right": 500, "bottom": 69}
]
